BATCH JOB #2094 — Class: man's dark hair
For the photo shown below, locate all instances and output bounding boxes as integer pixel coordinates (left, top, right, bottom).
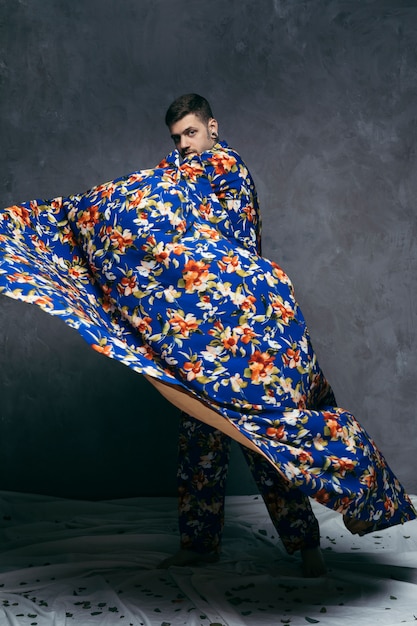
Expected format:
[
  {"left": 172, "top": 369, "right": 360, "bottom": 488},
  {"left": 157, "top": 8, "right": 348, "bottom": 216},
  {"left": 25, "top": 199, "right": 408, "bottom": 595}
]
[{"left": 165, "top": 93, "right": 214, "bottom": 127}]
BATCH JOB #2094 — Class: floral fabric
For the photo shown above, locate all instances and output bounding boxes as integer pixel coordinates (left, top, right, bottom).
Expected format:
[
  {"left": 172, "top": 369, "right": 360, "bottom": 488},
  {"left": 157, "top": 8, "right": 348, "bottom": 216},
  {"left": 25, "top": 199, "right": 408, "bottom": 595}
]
[{"left": 0, "top": 142, "right": 415, "bottom": 532}]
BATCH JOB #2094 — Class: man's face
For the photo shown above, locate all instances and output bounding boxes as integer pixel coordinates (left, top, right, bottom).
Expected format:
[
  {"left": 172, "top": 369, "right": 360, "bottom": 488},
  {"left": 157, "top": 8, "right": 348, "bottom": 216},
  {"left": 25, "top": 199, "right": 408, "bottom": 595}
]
[{"left": 169, "top": 113, "right": 218, "bottom": 158}]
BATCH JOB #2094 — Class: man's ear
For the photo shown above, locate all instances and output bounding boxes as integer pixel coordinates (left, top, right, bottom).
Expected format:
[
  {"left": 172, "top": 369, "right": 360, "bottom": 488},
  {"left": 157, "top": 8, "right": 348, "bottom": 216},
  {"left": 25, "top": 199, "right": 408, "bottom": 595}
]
[{"left": 208, "top": 118, "right": 219, "bottom": 138}]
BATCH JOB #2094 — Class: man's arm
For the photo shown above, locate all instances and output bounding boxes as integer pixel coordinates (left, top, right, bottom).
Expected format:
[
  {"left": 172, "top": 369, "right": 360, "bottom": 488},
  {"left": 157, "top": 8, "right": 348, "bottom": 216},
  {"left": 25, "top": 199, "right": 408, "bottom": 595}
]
[{"left": 202, "top": 143, "right": 262, "bottom": 254}]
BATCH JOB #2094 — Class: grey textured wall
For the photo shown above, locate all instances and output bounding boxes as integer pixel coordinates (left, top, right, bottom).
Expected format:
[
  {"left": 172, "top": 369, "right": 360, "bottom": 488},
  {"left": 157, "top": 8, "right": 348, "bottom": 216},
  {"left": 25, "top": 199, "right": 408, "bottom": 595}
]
[{"left": 1, "top": 0, "right": 416, "bottom": 498}]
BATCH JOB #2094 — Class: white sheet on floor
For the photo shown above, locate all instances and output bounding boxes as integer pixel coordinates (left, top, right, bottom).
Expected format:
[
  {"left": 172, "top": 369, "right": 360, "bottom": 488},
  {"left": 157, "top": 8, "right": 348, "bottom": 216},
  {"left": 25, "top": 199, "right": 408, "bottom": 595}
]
[{"left": 0, "top": 491, "right": 416, "bottom": 625}]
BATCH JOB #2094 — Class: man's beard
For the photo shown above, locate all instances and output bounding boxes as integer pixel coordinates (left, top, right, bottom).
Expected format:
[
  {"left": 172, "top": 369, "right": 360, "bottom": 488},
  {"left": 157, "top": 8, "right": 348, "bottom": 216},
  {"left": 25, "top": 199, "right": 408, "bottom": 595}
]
[{"left": 180, "top": 131, "right": 218, "bottom": 159}]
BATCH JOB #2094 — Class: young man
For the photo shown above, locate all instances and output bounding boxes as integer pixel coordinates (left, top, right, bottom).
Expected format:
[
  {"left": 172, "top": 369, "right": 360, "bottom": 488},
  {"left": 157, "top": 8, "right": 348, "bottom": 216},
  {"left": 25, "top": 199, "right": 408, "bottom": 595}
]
[
  {"left": 158, "top": 94, "right": 327, "bottom": 577},
  {"left": 2, "top": 96, "right": 414, "bottom": 580},
  {"left": 166, "top": 95, "right": 219, "bottom": 159}
]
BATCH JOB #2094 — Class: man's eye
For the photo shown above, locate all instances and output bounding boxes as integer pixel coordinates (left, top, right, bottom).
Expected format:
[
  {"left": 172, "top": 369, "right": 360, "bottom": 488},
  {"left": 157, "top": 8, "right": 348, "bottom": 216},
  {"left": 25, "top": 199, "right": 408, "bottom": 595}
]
[{"left": 188, "top": 130, "right": 196, "bottom": 136}]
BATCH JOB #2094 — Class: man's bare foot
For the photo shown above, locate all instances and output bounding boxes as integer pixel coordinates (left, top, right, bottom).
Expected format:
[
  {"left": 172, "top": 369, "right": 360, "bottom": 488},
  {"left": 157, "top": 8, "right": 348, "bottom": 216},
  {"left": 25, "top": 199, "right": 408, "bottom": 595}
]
[
  {"left": 343, "top": 515, "right": 373, "bottom": 536},
  {"left": 300, "top": 546, "right": 327, "bottom": 577},
  {"left": 157, "top": 548, "right": 220, "bottom": 569}
]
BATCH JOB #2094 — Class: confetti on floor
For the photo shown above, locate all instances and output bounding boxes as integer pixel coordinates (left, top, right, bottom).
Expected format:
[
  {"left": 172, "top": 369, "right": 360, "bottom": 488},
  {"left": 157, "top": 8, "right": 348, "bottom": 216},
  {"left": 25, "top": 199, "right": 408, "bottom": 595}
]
[{"left": 0, "top": 491, "right": 416, "bottom": 625}]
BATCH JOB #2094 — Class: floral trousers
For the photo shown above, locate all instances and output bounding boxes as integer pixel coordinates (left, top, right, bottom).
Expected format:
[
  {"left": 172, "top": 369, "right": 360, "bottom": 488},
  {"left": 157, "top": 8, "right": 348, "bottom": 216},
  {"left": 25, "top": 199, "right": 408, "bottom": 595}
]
[{"left": 177, "top": 414, "right": 321, "bottom": 556}]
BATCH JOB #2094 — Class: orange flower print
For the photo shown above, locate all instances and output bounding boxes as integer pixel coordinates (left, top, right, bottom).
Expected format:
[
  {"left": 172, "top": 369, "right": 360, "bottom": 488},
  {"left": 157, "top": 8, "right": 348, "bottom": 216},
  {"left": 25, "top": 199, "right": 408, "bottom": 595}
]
[
  {"left": 92, "top": 343, "right": 113, "bottom": 357},
  {"left": 171, "top": 243, "right": 188, "bottom": 256},
  {"left": 180, "top": 161, "right": 205, "bottom": 182},
  {"left": 323, "top": 412, "right": 343, "bottom": 439},
  {"left": 297, "top": 450, "right": 314, "bottom": 464},
  {"left": 296, "top": 394, "right": 307, "bottom": 409},
  {"left": 128, "top": 188, "right": 149, "bottom": 208},
  {"left": 183, "top": 359, "right": 203, "bottom": 381},
  {"left": 8, "top": 271, "right": 33, "bottom": 284},
  {"left": 182, "top": 259, "right": 210, "bottom": 292},
  {"left": 219, "top": 327, "right": 240, "bottom": 354},
  {"left": 93, "top": 180, "right": 117, "bottom": 199},
  {"left": 207, "top": 152, "right": 237, "bottom": 176},
  {"left": 131, "top": 315, "right": 153, "bottom": 334},
  {"left": 126, "top": 172, "right": 147, "bottom": 184},
  {"left": 77, "top": 205, "right": 101, "bottom": 233},
  {"left": 197, "top": 224, "right": 220, "bottom": 241},
  {"left": 282, "top": 347, "right": 301, "bottom": 368},
  {"left": 237, "top": 325, "right": 259, "bottom": 344},
  {"left": 109, "top": 228, "right": 134, "bottom": 253},
  {"left": 330, "top": 456, "right": 356, "bottom": 476},
  {"left": 248, "top": 351, "right": 277, "bottom": 383},
  {"left": 175, "top": 219, "right": 187, "bottom": 234},
  {"left": 384, "top": 496, "right": 395, "bottom": 516},
  {"left": 266, "top": 425, "right": 286, "bottom": 439},
  {"left": 98, "top": 182, "right": 117, "bottom": 200},
  {"left": 169, "top": 312, "right": 199, "bottom": 337},
  {"left": 229, "top": 290, "right": 257, "bottom": 312},
  {"left": 154, "top": 243, "right": 171, "bottom": 266},
  {"left": 117, "top": 274, "right": 138, "bottom": 296},
  {"left": 60, "top": 225, "right": 77, "bottom": 247},
  {"left": 218, "top": 254, "right": 241, "bottom": 273},
  {"left": 49, "top": 198, "right": 63, "bottom": 214},
  {"left": 314, "top": 489, "right": 332, "bottom": 505},
  {"left": 68, "top": 260, "right": 89, "bottom": 281},
  {"left": 98, "top": 224, "right": 134, "bottom": 254},
  {"left": 198, "top": 202, "right": 214, "bottom": 219},
  {"left": 361, "top": 466, "right": 377, "bottom": 489},
  {"left": 6, "top": 205, "right": 31, "bottom": 228},
  {"left": 207, "top": 319, "right": 224, "bottom": 338},
  {"left": 156, "top": 157, "right": 170, "bottom": 169},
  {"left": 270, "top": 260, "right": 288, "bottom": 281},
  {"left": 242, "top": 204, "right": 256, "bottom": 222},
  {"left": 270, "top": 295, "right": 295, "bottom": 324},
  {"left": 133, "top": 344, "right": 155, "bottom": 360},
  {"left": 143, "top": 233, "right": 156, "bottom": 249},
  {"left": 33, "top": 295, "right": 54, "bottom": 307},
  {"left": 100, "top": 294, "right": 114, "bottom": 314},
  {"left": 240, "top": 295, "right": 257, "bottom": 312}
]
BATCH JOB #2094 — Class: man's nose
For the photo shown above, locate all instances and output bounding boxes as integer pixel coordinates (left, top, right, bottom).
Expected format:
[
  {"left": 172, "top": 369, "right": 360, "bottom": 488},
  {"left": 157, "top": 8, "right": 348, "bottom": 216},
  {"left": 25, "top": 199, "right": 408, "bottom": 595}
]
[{"left": 178, "top": 136, "right": 189, "bottom": 150}]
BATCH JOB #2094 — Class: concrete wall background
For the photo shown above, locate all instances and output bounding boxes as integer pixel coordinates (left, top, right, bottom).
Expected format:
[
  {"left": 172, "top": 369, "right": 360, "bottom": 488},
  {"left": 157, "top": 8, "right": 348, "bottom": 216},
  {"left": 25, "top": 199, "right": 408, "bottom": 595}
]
[{"left": 0, "top": 0, "right": 416, "bottom": 498}]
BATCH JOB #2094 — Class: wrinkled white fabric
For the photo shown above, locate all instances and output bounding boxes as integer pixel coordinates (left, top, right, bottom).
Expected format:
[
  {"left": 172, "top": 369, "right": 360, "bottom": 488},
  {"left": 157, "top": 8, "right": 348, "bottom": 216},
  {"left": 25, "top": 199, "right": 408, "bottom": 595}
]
[{"left": 0, "top": 491, "right": 416, "bottom": 625}]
